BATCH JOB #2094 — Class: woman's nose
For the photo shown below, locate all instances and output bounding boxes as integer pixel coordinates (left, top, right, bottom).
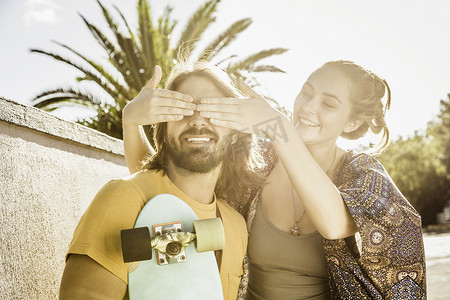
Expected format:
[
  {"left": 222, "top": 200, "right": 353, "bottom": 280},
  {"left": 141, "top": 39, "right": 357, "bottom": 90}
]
[{"left": 302, "top": 97, "right": 318, "bottom": 114}]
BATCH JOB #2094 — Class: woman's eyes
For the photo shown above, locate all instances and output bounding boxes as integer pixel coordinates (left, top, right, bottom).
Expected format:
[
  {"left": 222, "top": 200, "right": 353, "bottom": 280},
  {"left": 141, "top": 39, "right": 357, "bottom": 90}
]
[
  {"left": 300, "top": 90, "right": 338, "bottom": 109},
  {"left": 322, "top": 101, "right": 337, "bottom": 109}
]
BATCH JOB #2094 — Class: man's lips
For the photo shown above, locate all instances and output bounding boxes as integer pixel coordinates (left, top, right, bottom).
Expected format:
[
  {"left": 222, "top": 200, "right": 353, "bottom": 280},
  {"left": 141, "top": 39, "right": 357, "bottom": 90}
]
[
  {"left": 180, "top": 128, "right": 218, "bottom": 145},
  {"left": 184, "top": 136, "right": 213, "bottom": 143}
]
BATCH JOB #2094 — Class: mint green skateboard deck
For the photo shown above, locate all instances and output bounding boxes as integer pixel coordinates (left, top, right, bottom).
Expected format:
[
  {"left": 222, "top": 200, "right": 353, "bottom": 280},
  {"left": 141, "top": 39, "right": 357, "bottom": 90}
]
[{"left": 121, "top": 194, "right": 224, "bottom": 299}]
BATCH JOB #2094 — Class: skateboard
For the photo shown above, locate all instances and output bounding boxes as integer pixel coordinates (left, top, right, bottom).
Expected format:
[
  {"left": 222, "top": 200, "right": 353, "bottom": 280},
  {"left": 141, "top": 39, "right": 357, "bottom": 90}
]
[{"left": 121, "top": 193, "right": 225, "bottom": 299}]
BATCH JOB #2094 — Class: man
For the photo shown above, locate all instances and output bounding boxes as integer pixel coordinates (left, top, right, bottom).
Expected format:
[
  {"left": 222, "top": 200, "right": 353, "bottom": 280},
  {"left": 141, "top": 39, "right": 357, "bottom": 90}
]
[{"left": 59, "top": 63, "right": 263, "bottom": 299}]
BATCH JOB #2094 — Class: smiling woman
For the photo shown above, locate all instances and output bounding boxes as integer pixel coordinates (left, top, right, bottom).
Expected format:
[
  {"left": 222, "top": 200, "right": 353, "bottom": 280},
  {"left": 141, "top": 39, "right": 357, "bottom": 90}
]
[{"left": 193, "top": 60, "right": 426, "bottom": 299}]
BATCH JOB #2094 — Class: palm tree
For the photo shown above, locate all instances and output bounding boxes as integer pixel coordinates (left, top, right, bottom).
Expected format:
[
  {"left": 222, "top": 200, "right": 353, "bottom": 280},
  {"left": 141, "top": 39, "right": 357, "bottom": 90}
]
[{"left": 30, "top": 0, "right": 288, "bottom": 139}]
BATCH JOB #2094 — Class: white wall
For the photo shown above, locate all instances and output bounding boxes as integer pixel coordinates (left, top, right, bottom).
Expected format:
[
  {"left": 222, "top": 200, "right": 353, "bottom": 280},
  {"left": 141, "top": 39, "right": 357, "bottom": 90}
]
[{"left": 0, "top": 97, "right": 129, "bottom": 299}]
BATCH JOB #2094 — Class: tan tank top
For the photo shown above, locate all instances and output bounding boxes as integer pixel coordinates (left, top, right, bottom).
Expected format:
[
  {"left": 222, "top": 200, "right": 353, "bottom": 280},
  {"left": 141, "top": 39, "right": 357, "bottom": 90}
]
[{"left": 247, "top": 199, "right": 331, "bottom": 300}]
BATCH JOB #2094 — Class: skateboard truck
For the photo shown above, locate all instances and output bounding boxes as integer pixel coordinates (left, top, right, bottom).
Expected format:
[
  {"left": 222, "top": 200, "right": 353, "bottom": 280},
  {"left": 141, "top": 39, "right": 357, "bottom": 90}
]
[
  {"left": 121, "top": 217, "right": 224, "bottom": 265},
  {"left": 121, "top": 221, "right": 195, "bottom": 265},
  {"left": 152, "top": 221, "right": 195, "bottom": 265}
]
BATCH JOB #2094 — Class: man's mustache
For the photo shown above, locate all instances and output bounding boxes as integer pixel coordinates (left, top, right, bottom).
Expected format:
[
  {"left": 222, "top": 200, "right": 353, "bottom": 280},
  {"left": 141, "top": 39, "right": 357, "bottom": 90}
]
[{"left": 179, "top": 127, "right": 219, "bottom": 140}]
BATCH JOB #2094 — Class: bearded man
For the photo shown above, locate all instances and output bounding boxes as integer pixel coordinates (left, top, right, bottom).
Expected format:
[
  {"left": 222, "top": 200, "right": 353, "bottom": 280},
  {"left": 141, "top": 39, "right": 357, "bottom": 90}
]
[{"left": 59, "top": 63, "right": 263, "bottom": 300}]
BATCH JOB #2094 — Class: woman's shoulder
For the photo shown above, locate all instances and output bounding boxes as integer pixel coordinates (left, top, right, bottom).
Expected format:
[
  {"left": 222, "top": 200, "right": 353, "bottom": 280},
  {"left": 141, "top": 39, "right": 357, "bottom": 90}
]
[
  {"left": 341, "top": 150, "right": 382, "bottom": 167},
  {"left": 337, "top": 151, "right": 386, "bottom": 180}
]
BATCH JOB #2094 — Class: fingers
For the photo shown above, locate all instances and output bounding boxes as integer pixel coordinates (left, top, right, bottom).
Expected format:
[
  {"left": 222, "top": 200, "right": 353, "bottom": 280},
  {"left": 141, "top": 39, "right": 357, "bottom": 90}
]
[
  {"left": 145, "top": 65, "right": 162, "bottom": 90},
  {"left": 151, "top": 97, "right": 196, "bottom": 111},
  {"left": 152, "top": 106, "right": 194, "bottom": 117},
  {"left": 143, "top": 107, "right": 193, "bottom": 125},
  {"left": 153, "top": 89, "right": 193, "bottom": 103},
  {"left": 238, "top": 78, "right": 260, "bottom": 98},
  {"left": 152, "top": 114, "right": 184, "bottom": 123},
  {"left": 197, "top": 103, "right": 239, "bottom": 114},
  {"left": 199, "top": 111, "right": 239, "bottom": 122},
  {"left": 143, "top": 66, "right": 194, "bottom": 105},
  {"left": 209, "top": 118, "right": 251, "bottom": 133},
  {"left": 200, "top": 97, "right": 243, "bottom": 105}
]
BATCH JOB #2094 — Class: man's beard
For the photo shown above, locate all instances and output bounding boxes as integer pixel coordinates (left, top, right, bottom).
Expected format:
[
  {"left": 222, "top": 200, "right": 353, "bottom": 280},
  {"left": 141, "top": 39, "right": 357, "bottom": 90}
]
[{"left": 166, "top": 128, "right": 230, "bottom": 173}]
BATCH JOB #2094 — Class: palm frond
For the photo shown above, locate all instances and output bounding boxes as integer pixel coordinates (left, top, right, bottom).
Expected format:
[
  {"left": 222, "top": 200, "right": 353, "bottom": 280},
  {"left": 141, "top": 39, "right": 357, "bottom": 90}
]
[
  {"left": 30, "top": 48, "right": 122, "bottom": 98},
  {"left": 216, "top": 54, "right": 238, "bottom": 65},
  {"left": 138, "top": 0, "right": 156, "bottom": 70},
  {"left": 198, "top": 18, "right": 252, "bottom": 62},
  {"left": 96, "top": 0, "right": 120, "bottom": 36},
  {"left": 113, "top": 2, "right": 149, "bottom": 85},
  {"left": 50, "top": 40, "right": 131, "bottom": 99},
  {"left": 158, "top": 6, "right": 177, "bottom": 36},
  {"left": 117, "top": 36, "right": 147, "bottom": 90},
  {"left": 249, "top": 65, "right": 286, "bottom": 73},
  {"left": 94, "top": 0, "right": 147, "bottom": 90},
  {"left": 78, "top": 13, "right": 119, "bottom": 60},
  {"left": 155, "top": 6, "right": 177, "bottom": 77},
  {"left": 32, "top": 87, "right": 103, "bottom": 111},
  {"left": 228, "top": 48, "right": 289, "bottom": 71},
  {"left": 175, "top": 0, "right": 218, "bottom": 58},
  {"left": 113, "top": 4, "right": 136, "bottom": 40},
  {"left": 78, "top": 13, "right": 132, "bottom": 84}
]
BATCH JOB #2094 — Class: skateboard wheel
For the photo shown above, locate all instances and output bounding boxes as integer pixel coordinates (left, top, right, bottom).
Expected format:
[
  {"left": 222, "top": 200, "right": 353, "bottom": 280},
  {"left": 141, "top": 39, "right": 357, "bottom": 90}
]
[
  {"left": 121, "top": 227, "right": 152, "bottom": 263},
  {"left": 192, "top": 218, "right": 225, "bottom": 252}
]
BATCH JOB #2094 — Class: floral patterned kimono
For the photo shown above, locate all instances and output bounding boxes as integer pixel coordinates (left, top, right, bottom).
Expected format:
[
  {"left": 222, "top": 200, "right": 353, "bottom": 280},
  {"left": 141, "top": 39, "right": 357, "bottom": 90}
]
[{"left": 236, "top": 149, "right": 426, "bottom": 299}]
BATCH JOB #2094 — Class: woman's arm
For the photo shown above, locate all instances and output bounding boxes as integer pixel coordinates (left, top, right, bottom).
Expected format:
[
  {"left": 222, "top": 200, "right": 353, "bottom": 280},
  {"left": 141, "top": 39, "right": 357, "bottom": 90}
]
[
  {"left": 122, "top": 66, "right": 196, "bottom": 173},
  {"left": 122, "top": 123, "right": 155, "bottom": 173},
  {"left": 270, "top": 118, "right": 357, "bottom": 239},
  {"left": 197, "top": 80, "right": 356, "bottom": 239}
]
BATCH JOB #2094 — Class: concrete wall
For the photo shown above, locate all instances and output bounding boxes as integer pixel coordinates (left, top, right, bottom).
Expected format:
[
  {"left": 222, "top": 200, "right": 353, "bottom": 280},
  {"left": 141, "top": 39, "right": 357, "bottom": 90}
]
[{"left": 0, "top": 97, "right": 129, "bottom": 299}]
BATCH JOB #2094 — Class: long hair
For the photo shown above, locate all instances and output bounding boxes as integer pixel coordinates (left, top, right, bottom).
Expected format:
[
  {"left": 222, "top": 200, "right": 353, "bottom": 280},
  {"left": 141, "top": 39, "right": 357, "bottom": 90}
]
[{"left": 143, "top": 62, "right": 265, "bottom": 205}]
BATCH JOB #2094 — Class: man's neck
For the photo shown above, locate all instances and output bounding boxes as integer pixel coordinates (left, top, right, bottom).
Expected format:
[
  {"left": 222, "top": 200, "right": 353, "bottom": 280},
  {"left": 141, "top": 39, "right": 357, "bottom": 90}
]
[{"left": 166, "top": 162, "right": 221, "bottom": 205}]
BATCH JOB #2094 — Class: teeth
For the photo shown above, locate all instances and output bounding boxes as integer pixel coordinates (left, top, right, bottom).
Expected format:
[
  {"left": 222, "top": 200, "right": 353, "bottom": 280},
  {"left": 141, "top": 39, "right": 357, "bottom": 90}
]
[
  {"left": 187, "top": 137, "right": 211, "bottom": 143},
  {"left": 299, "top": 118, "right": 319, "bottom": 127}
]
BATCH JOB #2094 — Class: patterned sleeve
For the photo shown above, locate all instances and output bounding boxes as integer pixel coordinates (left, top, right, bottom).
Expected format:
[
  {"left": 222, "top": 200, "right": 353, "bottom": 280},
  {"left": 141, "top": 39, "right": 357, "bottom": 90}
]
[
  {"left": 325, "top": 153, "right": 426, "bottom": 299},
  {"left": 259, "top": 138, "right": 279, "bottom": 176}
]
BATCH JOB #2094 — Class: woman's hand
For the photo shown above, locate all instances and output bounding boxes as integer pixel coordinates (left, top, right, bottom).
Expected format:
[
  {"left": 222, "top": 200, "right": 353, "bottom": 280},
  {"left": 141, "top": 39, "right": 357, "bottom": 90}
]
[
  {"left": 196, "top": 79, "right": 285, "bottom": 137},
  {"left": 122, "top": 65, "right": 196, "bottom": 127}
]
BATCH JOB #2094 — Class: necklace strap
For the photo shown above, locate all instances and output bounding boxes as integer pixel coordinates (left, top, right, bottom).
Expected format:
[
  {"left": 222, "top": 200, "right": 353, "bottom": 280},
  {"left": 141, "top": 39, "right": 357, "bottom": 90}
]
[{"left": 291, "top": 190, "right": 306, "bottom": 236}]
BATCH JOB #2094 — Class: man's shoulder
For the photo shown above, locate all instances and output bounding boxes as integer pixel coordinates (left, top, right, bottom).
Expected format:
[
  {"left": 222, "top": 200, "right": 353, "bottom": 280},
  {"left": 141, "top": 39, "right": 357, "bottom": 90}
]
[
  {"left": 97, "top": 169, "right": 165, "bottom": 201},
  {"left": 122, "top": 169, "right": 165, "bottom": 187}
]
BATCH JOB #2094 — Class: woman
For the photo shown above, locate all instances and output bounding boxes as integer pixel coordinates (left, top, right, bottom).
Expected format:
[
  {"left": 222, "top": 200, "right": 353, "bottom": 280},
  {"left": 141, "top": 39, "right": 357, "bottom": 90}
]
[{"left": 122, "top": 60, "right": 426, "bottom": 299}]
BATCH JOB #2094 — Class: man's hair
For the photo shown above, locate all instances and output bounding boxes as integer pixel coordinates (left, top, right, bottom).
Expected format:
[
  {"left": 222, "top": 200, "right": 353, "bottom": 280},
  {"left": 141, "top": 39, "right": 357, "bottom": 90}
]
[{"left": 143, "top": 62, "right": 265, "bottom": 205}]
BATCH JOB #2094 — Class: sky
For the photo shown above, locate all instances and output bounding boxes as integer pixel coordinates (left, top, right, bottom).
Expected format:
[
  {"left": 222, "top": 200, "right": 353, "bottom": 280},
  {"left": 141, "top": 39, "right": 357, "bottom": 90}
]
[{"left": 1, "top": 0, "right": 449, "bottom": 147}]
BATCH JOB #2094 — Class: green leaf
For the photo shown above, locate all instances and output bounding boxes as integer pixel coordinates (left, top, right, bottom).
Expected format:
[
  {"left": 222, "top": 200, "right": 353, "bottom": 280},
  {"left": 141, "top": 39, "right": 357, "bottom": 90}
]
[{"left": 198, "top": 18, "right": 252, "bottom": 62}]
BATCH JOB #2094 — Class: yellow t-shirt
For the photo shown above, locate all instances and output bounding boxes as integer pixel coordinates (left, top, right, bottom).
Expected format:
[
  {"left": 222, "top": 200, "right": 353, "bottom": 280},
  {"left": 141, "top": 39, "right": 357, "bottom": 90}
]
[{"left": 67, "top": 169, "right": 247, "bottom": 300}]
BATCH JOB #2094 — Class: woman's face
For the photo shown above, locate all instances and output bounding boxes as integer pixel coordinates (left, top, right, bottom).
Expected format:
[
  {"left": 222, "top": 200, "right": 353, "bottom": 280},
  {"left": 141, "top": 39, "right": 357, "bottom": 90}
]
[{"left": 293, "top": 67, "right": 358, "bottom": 146}]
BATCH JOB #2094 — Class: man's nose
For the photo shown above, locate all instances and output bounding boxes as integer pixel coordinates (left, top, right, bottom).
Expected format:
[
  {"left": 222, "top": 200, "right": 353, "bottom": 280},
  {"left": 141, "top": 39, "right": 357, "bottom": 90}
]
[{"left": 188, "top": 111, "right": 209, "bottom": 128}]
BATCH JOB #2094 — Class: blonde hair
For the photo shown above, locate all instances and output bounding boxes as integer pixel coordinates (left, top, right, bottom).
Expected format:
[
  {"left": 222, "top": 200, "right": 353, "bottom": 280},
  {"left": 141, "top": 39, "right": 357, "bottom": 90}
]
[{"left": 316, "top": 60, "right": 391, "bottom": 153}]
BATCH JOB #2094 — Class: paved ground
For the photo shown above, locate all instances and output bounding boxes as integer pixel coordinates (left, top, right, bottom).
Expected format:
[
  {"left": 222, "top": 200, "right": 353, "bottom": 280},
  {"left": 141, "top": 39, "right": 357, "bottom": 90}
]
[{"left": 423, "top": 232, "right": 450, "bottom": 299}]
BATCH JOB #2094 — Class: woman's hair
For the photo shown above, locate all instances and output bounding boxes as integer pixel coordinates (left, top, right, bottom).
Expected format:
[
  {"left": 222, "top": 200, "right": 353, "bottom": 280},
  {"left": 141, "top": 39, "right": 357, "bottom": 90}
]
[
  {"left": 316, "top": 60, "right": 391, "bottom": 153},
  {"left": 143, "top": 61, "right": 265, "bottom": 205}
]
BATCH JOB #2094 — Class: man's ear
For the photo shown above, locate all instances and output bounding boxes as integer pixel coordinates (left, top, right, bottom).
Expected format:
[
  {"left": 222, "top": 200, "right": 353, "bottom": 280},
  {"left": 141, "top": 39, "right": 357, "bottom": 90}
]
[
  {"left": 231, "top": 134, "right": 238, "bottom": 145},
  {"left": 343, "top": 120, "right": 363, "bottom": 133}
]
